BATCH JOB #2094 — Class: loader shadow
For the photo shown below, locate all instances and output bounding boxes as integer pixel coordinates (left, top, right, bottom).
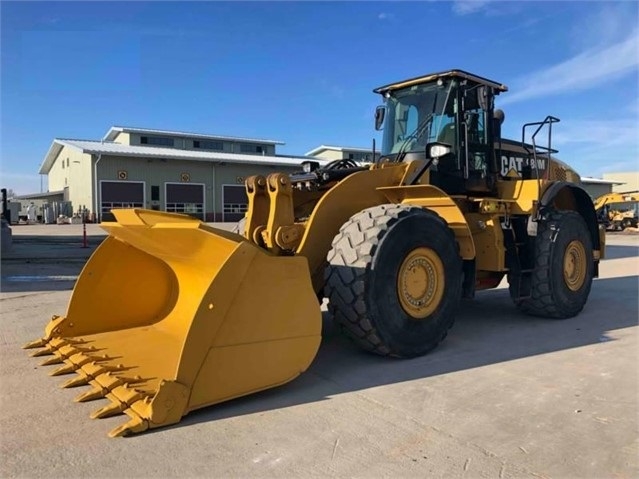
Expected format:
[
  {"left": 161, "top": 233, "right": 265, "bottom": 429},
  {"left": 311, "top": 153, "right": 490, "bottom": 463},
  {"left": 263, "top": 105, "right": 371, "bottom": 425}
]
[
  {"left": 602, "top": 244, "right": 639, "bottom": 260},
  {"left": 172, "top": 274, "right": 639, "bottom": 433}
]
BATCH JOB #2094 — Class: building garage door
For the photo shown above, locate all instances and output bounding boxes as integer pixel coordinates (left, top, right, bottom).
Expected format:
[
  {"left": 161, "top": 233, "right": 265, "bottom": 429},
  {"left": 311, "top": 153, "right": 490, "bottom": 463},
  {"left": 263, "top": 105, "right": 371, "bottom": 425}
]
[
  {"left": 223, "top": 185, "right": 248, "bottom": 222},
  {"left": 165, "top": 183, "right": 205, "bottom": 220},
  {"left": 100, "top": 181, "right": 145, "bottom": 222}
]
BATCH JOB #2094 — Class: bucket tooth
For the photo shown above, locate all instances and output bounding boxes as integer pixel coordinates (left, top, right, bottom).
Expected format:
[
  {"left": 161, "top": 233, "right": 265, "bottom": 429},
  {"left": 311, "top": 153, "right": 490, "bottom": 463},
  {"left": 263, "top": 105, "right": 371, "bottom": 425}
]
[
  {"left": 49, "top": 337, "right": 73, "bottom": 349},
  {"left": 49, "top": 363, "right": 78, "bottom": 376},
  {"left": 75, "top": 386, "right": 108, "bottom": 403},
  {"left": 77, "top": 372, "right": 130, "bottom": 402},
  {"left": 109, "top": 386, "right": 148, "bottom": 411},
  {"left": 30, "top": 346, "right": 54, "bottom": 358},
  {"left": 40, "top": 356, "right": 64, "bottom": 366},
  {"left": 92, "top": 372, "right": 142, "bottom": 394},
  {"left": 81, "top": 362, "right": 123, "bottom": 378},
  {"left": 64, "top": 353, "right": 98, "bottom": 369},
  {"left": 25, "top": 209, "right": 323, "bottom": 438},
  {"left": 91, "top": 401, "right": 126, "bottom": 419},
  {"left": 108, "top": 414, "right": 148, "bottom": 438},
  {"left": 23, "top": 338, "right": 48, "bottom": 350},
  {"left": 54, "top": 345, "right": 81, "bottom": 360},
  {"left": 61, "top": 374, "right": 90, "bottom": 388}
]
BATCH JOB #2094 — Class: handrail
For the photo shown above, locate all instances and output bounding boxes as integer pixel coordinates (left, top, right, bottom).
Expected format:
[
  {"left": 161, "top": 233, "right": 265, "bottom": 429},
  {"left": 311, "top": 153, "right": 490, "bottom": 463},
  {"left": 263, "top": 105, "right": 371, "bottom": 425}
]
[{"left": 521, "top": 116, "right": 561, "bottom": 213}]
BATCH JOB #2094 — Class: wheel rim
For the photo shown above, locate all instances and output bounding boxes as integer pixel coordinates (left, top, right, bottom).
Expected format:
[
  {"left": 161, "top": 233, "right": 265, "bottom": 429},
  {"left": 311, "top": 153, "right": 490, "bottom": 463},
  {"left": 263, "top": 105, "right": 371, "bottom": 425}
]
[
  {"left": 563, "top": 240, "right": 587, "bottom": 291},
  {"left": 397, "top": 247, "right": 445, "bottom": 319}
]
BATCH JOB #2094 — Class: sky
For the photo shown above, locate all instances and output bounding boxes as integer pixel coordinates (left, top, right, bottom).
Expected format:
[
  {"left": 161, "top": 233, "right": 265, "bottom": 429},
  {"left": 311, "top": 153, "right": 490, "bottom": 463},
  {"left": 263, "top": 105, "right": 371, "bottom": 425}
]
[{"left": 1, "top": 0, "right": 638, "bottom": 195}]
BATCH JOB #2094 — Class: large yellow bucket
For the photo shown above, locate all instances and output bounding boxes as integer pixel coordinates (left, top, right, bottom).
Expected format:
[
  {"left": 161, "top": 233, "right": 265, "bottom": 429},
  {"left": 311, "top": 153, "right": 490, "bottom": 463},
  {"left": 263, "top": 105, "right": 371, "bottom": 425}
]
[{"left": 24, "top": 209, "right": 322, "bottom": 437}]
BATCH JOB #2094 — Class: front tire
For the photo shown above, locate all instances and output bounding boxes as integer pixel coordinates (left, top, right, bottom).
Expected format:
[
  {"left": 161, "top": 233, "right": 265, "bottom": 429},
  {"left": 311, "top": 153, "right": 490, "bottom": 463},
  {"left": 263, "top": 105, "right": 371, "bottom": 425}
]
[
  {"left": 324, "top": 204, "right": 462, "bottom": 358},
  {"left": 514, "top": 211, "right": 594, "bottom": 318}
]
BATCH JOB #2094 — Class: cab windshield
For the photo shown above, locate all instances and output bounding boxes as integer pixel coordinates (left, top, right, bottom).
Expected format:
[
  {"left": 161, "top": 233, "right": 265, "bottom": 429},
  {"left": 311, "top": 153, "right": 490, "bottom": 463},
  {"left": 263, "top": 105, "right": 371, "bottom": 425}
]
[{"left": 381, "top": 80, "right": 457, "bottom": 156}]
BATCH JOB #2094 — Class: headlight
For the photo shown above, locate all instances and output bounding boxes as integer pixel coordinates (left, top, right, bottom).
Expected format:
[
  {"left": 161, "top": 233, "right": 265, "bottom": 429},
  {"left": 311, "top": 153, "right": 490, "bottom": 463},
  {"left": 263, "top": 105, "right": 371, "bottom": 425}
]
[{"left": 429, "top": 144, "right": 451, "bottom": 158}]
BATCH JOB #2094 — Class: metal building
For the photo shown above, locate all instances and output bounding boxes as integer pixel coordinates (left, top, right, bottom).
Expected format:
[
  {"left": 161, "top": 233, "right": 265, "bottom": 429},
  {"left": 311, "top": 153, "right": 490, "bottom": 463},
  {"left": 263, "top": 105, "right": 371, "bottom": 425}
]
[
  {"left": 579, "top": 177, "right": 623, "bottom": 200},
  {"left": 38, "top": 127, "right": 325, "bottom": 222},
  {"left": 603, "top": 171, "right": 639, "bottom": 193},
  {"left": 305, "top": 145, "right": 380, "bottom": 163}
]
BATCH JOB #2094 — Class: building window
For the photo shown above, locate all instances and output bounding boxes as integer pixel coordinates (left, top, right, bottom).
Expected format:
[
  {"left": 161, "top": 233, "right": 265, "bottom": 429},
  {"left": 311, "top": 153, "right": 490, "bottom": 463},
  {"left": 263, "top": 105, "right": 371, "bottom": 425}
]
[
  {"left": 193, "top": 140, "right": 223, "bottom": 150},
  {"left": 141, "top": 136, "right": 174, "bottom": 147},
  {"left": 151, "top": 185, "right": 160, "bottom": 201},
  {"left": 240, "top": 144, "right": 265, "bottom": 154}
]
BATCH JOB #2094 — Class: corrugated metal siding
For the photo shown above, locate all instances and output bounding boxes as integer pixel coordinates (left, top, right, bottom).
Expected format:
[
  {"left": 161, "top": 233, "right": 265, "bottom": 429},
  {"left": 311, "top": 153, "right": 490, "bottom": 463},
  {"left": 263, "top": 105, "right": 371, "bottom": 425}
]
[
  {"left": 581, "top": 183, "right": 613, "bottom": 200},
  {"left": 126, "top": 134, "right": 278, "bottom": 157},
  {"left": 92, "top": 155, "right": 303, "bottom": 221},
  {"left": 213, "top": 162, "right": 301, "bottom": 221},
  {"left": 604, "top": 172, "right": 639, "bottom": 193},
  {"left": 314, "top": 150, "right": 343, "bottom": 160}
]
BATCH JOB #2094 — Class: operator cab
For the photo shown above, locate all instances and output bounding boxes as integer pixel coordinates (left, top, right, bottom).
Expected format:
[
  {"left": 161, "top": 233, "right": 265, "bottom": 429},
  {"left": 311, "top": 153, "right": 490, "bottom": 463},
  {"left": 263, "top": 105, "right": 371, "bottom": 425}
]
[{"left": 374, "top": 69, "right": 508, "bottom": 196}]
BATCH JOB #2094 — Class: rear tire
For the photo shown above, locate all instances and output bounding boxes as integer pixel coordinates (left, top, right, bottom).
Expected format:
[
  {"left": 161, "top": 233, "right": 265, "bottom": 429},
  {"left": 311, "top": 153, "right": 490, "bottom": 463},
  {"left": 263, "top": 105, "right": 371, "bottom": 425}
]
[
  {"left": 324, "top": 204, "right": 462, "bottom": 358},
  {"left": 513, "top": 211, "right": 594, "bottom": 318}
]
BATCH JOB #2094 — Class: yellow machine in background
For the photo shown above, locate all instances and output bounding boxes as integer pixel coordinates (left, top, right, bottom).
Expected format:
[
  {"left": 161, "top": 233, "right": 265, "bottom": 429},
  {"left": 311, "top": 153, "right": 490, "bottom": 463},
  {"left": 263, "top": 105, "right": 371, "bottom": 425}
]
[
  {"left": 26, "top": 70, "right": 603, "bottom": 437},
  {"left": 593, "top": 192, "right": 639, "bottom": 231}
]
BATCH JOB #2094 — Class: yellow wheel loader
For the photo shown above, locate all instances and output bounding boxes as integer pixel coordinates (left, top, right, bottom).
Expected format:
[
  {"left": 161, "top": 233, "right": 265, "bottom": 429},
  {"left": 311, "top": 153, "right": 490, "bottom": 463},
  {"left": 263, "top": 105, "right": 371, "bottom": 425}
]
[
  {"left": 593, "top": 192, "right": 639, "bottom": 231},
  {"left": 25, "top": 70, "right": 604, "bottom": 437}
]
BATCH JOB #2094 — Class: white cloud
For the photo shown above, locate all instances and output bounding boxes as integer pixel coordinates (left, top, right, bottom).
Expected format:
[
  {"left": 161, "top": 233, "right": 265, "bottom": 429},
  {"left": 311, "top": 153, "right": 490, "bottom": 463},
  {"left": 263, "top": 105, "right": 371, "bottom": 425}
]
[
  {"left": 553, "top": 120, "right": 639, "bottom": 148},
  {"left": 452, "top": 0, "right": 490, "bottom": 16},
  {"left": 548, "top": 119, "right": 638, "bottom": 177},
  {"left": 500, "top": 28, "right": 639, "bottom": 106},
  {"left": 569, "top": 3, "right": 639, "bottom": 51}
]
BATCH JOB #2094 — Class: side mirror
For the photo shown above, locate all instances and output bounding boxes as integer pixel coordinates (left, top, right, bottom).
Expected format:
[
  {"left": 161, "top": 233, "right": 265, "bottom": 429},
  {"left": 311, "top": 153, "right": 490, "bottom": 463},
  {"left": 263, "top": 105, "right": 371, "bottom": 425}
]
[{"left": 374, "top": 105, "right": 386, "bottom": 131}]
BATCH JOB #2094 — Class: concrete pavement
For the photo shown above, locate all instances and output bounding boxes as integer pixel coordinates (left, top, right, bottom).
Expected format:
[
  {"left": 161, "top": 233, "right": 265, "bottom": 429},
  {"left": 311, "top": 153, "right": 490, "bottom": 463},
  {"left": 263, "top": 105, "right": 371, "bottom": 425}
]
[{"left": 1, "top": 232, "right": 637, "bottom": 478}]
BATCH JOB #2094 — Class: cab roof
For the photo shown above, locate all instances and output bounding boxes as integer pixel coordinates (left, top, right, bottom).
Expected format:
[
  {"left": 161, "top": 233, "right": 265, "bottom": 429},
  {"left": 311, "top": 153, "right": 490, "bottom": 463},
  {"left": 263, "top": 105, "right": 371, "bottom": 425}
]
[{"left": 373, "top": 69, "right": 509, "bottom": 95}]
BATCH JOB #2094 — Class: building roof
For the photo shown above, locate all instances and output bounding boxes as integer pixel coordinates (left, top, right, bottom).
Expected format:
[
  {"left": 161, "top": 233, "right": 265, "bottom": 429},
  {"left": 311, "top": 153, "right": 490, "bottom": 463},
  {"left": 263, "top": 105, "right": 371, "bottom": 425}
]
[
  {"left": 304, "top": 145, "right": 373, "bottom": 156},
  {"left": 39, "top": 139, "right": 327, "bottom": 174},
  {"left": 581, "top": 177, "right": 624, "bottom": 185},
  {"left": 13, "top": 190, "right": 64, "bottom": 200},
  {"left": 103, "top": 126, "right": 285, "bottom": 145}
]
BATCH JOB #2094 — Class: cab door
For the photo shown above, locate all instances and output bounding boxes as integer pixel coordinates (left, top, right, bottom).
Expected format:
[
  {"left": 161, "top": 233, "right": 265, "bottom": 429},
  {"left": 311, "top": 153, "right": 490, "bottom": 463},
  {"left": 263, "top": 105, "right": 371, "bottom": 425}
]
[{"left": 461, "top": 86, "right": 497, "bottom": 194}]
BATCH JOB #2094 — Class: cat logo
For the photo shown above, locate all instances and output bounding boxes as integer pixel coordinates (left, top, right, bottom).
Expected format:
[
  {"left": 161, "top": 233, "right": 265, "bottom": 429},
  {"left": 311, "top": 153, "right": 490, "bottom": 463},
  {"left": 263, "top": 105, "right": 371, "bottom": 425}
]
[
  {"left": 181, "top": 173, "right": 191, "bottom": 182},
  {"left": 500, "top": 155, "right": 547, "bottom": 178},
  {"left": 117, "top": 170, "right": 128, "bottom": 180}
]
